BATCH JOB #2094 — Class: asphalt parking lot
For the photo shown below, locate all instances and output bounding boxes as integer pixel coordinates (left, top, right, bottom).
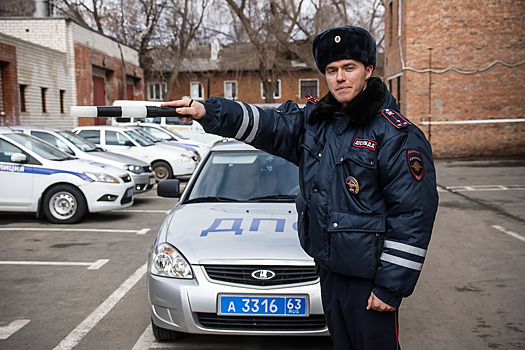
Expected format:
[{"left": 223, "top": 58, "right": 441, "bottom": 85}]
[{"left": 0, "top": 156, "right": 524, "bottom": 350}]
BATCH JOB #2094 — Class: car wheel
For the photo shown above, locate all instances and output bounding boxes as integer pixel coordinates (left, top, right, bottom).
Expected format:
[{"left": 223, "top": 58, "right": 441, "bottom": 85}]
[
  {"left": 151, "top": 319, "right": 180, "bottom": 341},
  {"left": 152, "top": 161, "right": 173, "bottom": 181},
  {"left": 42, "top": 184, "right": 87, "bottom": 224}
]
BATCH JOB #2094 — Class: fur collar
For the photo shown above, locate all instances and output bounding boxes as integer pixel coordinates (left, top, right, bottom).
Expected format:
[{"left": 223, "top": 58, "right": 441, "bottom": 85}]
[{"left": 308, "top": 77, "right": 387, "bottom": 125}]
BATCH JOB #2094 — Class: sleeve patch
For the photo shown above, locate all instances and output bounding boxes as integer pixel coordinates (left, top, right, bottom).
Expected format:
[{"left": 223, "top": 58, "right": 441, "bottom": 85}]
[
  {"left": 382, "top": 109, "right": 412, "bottom": 129},
  {"left": 407, "top": 149, "right": 424, "bottom": 181}
]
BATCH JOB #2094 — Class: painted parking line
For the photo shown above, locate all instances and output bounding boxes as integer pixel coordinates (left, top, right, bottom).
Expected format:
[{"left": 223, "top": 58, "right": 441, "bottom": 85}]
[
  {"left": 0, "top": 227, "right": 151, "bottom": 235},
  {"left": 53, "top": 263, "right": 147, "bottom": 350},
  {"left": 116, "top": 209, "right": 171, "bottom": 214},
  {"left": 445, "top": 185, "right": 525, "bottom": 192},
  {"left": 0, "top": 259, "right": 110, "bottom": 270},
  {"left": 0, "top": 319, "right": 30, "bottom": 340},
  {"left": 492, "top": 225, "right": 525, "bottom": 242}
]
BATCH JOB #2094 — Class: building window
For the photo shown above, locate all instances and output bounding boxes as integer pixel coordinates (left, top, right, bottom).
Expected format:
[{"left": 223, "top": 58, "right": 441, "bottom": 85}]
[
  {"left": 261, "top": 80, "right": 281, "bottom": 100},
  {"left": 41, "top": 87, "right": 47, "bottom": 113},
  {"left": 190, "top": 82, "right": 204, "bottom": 100},
  {"left": 60, "top": 90, "right": 66, "bottom": 113},
  {"left": 299, "top": 79, "right": 319, "bottom": 98},
  {"left": 148, "top": 83, "right": 166, "bottom": 101},
  {"left": 224, "top": 81, "right": 237, "bottom": 100},
  {"left": 19, "top": 85, "right": 27, "bottom": 112},
  {"left": 388, "top": 1, "right": 393, "bottom": 46}
]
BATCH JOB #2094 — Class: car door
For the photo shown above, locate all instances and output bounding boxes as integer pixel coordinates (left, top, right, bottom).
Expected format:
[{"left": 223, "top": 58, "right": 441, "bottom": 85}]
[
  {"left": 0, "top": 138, "right": 34, "bottom": 210},
  {"left": 102, "top": 130, "right": 147, "bottom": 160}
]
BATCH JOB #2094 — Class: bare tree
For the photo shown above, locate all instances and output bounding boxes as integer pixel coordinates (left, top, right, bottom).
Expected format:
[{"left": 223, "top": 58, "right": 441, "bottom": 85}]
[
  {"left": 164, "top": 0, "right": 210, "bottom": 100},
  {"left": 56, "top": 0, "right": 108, "bottom": 33}
]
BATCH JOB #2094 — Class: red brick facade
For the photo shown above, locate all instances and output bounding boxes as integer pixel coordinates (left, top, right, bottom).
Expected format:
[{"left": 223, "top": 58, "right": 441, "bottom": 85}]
[
  {"left": 0, "top": 42, "right": 20, "bottom": 125},
  {"left": 75, "top": 44, "right": 144, "bottom": 126},
  {"left": 384, "top": 0, "right": 525, "bottom": 158}
]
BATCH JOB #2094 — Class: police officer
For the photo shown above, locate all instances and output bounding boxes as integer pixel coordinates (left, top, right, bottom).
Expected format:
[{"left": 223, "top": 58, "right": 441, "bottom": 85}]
[{"left": 164, "top": 25, "right": 439, "bottom": 349}]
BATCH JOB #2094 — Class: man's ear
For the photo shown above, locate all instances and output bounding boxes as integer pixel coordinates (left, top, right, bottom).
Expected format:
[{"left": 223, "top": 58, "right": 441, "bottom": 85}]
[{"left": 365, "top": 65, "right": 374, "bottom": 79}]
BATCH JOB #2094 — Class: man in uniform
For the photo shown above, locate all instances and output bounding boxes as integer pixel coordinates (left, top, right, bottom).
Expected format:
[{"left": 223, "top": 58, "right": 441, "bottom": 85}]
[{"left": 163, "top": 25, "right": 439, "bottom": 349}]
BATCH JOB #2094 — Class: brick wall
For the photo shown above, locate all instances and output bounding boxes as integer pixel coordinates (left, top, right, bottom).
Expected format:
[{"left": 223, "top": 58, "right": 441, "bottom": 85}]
[
  {"left": 169, "top": 70, "right": 329, "bottom": 106},
  {"left": 384, "top": 0, "right": 525, "bottom": 158}
]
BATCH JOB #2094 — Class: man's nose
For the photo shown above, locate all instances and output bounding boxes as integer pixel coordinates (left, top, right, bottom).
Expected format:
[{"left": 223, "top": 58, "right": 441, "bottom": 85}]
[{"left": 336, "top": 69, "right": 345, "bottom": 82}]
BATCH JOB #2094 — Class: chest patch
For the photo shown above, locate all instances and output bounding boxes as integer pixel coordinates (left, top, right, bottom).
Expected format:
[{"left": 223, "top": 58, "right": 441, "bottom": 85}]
[
  {"left": 353, "top": 138, "right": 377, "bottom": 151},
  {"left": 407, "top": 149, "right": 424, "bottom": 181},
  {"left": 345, "top": 176, "right": 360, "bottom": 195}
]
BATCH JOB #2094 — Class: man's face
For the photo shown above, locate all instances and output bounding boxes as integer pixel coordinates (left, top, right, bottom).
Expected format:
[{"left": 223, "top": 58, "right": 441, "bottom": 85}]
[{"left": 325, "top": 59, "right": 373, "bottom": 107}]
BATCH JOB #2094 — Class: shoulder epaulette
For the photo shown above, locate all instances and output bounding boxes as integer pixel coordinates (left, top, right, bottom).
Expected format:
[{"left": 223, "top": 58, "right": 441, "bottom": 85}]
[
  {"left": 381, "top": 109, "right": 412, "bottom": 129},
  {"left": 303, "top": 94, "right": 319, "bottom": 105}
]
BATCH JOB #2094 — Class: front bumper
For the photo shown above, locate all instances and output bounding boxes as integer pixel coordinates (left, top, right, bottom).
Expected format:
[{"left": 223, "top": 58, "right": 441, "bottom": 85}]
[
  {"left": 81, "top": 182, "right": 134, "bottom": 212},
  {"left": 131, "top": 172, "right": 156, "bottom": 193},
  {"left": 148, "top": 264, "right": 328, "bottom": 336}
]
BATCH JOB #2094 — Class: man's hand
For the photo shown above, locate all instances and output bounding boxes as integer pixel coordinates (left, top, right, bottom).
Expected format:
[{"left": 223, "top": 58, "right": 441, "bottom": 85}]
[
  {"left": 161, "top": 99, "right": 206, "bottom": 121},
  {"left": 366, "top": 292, "right": 396, "bottom": 312}
]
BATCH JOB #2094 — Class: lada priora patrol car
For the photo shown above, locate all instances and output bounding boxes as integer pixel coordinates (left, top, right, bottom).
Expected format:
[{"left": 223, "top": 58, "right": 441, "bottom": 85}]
[
  {"left": 0, "top": 127, "right": 134, "bottom": 224},
  {"left": 148, "top": 140, "right": 328, "bottom": 341}
]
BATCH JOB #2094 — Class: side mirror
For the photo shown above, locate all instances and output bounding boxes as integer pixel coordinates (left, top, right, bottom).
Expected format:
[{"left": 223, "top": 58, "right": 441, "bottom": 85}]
[
  {"left": 124, "top": 140, "right": 134, "bottom": 147},
  {"left": 11, "top": 153, "right": 27, "bottom": 163},
  {"left": 157, "top": 179, "right": 181, "bottom": 198}
]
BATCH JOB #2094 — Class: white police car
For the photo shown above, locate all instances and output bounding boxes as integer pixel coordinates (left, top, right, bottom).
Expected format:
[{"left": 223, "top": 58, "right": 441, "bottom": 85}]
[
  {"left": 148, "top": 140, "right": 328, "bottom": 341},
  {"left": 0, "top": 127, "right": 134, "bottom": 224}
]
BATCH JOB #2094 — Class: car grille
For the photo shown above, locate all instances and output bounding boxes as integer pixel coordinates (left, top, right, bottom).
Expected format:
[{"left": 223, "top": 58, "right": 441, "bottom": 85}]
[
  {"left": 203, "top": 265, "right": 318, "bottom": 287},
  {"left": 196, "top": 313, "right": 326, "bottom": 331}
]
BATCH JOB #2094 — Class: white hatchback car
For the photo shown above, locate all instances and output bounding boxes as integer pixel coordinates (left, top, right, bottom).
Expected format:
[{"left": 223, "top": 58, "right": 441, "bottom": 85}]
[
  {"left": 0, "top": 127, "right": 134, "bottom": 224},
  {"left": 72, "top": 125, "right": 198, "bottom": 181},
  {"left": 148, "top": 141, "right": 328, "bottom": 341},
  {"left": 12, "top": 126, "right": 156, "bottom": 193}
]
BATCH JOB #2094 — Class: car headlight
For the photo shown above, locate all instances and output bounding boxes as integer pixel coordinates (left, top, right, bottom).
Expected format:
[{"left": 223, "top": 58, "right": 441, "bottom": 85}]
[
  {"left": 180, "top": 154, "right": 192, "bottom": 162},
  {"left": 124, "top": 164, "right": 143, "bottom": 174},
  {"left": 151, "top": 242, "right": 193, "bottom": 279},
  {"left": 84, "top": 172, "right": 119, "bottom": 183}
]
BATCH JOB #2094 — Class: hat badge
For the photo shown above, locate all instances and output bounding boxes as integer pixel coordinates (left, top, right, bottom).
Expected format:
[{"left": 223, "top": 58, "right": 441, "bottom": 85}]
[{"left": 334, "top": 35, "right": 341, "bottom": 43}]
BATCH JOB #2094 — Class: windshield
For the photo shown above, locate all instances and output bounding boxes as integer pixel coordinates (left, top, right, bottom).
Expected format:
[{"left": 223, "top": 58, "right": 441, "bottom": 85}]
[
  {"left": 6, "top": 133, "right": 72, "bottom": 161},
  {"left": 133, "top": 128, "right": 161, "bottom": 143},
  {"left": 186, "top": 150, "right": 299, "bottom": 203},
  {"left": 123, "top": 130, "right": 154, "bottom": 146},
  {"left": 58, "top": 130, "right": 99, "bottom": 152}
]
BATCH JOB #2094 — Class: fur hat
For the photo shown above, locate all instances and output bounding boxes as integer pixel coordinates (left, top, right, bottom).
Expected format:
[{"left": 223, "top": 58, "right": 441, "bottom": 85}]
[{"left": 312, "top": 25, "right": 376, "bottom": 73}]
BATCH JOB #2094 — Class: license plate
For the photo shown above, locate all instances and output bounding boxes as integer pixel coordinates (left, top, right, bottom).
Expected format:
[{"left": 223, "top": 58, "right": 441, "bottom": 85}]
[
  {"left": 149, "top": 177, "right": 156, "bottom": 185},
  {"left": 218, "top": 295, "right": 308, "bottom": 316},
  {"left": 126, "top": 188, "right": 134, "bottom": 197}
]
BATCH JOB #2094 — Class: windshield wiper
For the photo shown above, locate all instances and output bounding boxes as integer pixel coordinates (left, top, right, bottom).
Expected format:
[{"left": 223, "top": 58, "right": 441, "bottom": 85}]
[
  {"left": 184, "top": 196, "right": 240, "bottom": 204},
  {"left": 248, "top": 194, "right": 297, "bottom": 202}
]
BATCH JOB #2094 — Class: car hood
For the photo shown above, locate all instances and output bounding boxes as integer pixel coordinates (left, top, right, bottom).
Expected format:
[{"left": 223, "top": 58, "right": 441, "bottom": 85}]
[
  {"left": 87, "top": 151, "right": 150, "bottom": 167},
  {"left": 161, "top": 202, "right": 312, "bottom": 264}
]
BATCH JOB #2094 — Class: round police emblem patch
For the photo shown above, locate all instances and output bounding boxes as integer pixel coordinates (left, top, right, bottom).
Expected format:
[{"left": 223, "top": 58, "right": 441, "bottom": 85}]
[
  {"left": 345, "top": 176, "right": 359, "bottom": 194},
  {"left": 407, "top": 149, "right": 424, "bottom": 181}
]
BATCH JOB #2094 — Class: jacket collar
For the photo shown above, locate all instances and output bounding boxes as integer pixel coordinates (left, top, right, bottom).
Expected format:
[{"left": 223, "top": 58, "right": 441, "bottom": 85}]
[{"left": 308, "top": 77, "right": 387, "bottom": 125}]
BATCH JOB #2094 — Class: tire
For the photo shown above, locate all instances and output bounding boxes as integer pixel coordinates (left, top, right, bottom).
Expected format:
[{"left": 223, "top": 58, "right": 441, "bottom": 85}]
[
  {"left": 152, "top": 161, "right": 173, "bottom": 181},
  {"left": 42, "top": 184, "right": 87, "bottom": 224},
  {"left": 151, "top": 319, "right": 180, "bottom": 342}
]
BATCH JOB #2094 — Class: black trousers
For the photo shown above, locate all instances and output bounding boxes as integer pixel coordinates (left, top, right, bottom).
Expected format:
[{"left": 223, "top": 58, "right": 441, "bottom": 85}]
[{"left": 319, "top": 268, "right": 400, "bottom": 350}]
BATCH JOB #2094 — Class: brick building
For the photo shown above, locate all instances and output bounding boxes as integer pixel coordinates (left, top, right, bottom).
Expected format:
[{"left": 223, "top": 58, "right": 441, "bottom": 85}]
[
  {"left": 384, "top": 0, "right": 525, "bottom": 158},
  {"left": 0, "top": 17, "right": 144, "bottom": 128},
  {"left": 146, "top": 41, "right": 384, "bottom": 107}
]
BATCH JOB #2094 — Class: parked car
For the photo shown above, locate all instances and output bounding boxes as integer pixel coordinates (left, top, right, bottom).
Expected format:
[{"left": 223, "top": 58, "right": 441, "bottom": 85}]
[
  {"left": 0, "top": 127, "right": 134, "bottom": 224},
  {"left": 148, "top": 140, "right": 328, "bottom": 341},
  {"left": 111, "top": 100, "right": 223, "bottom": 146},
  {"left": 133, "top": 123, "right": 210, "bottom": 159},
  {"left": 12, "top": 126, "right": 156, "bottom": 194},
  {"left": 128, "top": 126, "right": 202, "bottom": 162},
  {"left": 72, "top": 125, "right": 198, "bottom": 181}
]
